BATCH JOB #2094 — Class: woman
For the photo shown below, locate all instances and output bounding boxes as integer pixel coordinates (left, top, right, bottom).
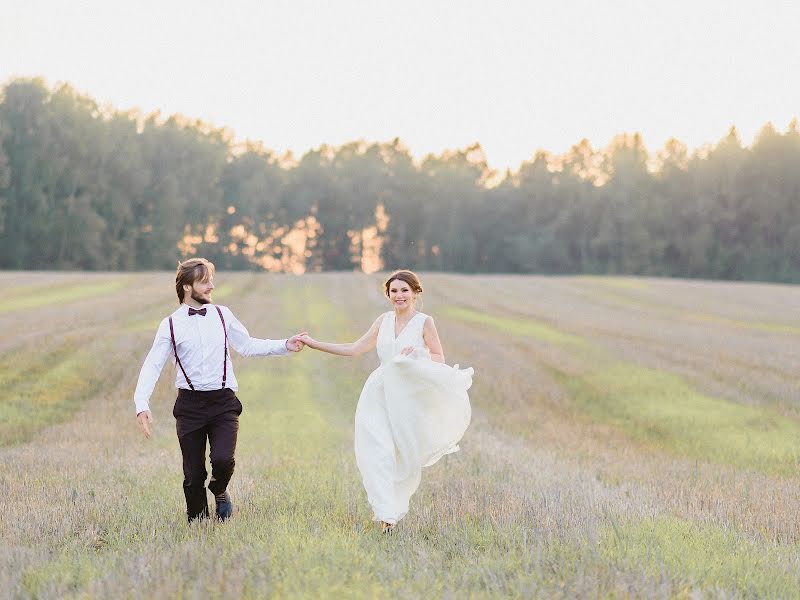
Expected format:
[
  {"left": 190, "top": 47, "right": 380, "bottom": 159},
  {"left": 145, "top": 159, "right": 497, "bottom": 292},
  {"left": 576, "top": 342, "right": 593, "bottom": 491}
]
[{"left": 299, "top": 270, "right": 472, "bottom": 533}]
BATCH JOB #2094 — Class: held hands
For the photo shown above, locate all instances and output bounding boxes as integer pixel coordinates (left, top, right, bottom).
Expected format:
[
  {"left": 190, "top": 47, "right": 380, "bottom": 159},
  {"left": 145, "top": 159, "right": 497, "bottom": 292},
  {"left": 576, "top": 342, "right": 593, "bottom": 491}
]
[
  {"left": 286, "top": 331, "right": 308, "bottom": 352},
  {"left": 399, "top": 346, "right": 415, "bottom": 356},
  {"left": 137, "top": 410, "right": 153, "bottom": 439},
  {"left": 297, "top": 333, "right": 316, "bottom": 349}
]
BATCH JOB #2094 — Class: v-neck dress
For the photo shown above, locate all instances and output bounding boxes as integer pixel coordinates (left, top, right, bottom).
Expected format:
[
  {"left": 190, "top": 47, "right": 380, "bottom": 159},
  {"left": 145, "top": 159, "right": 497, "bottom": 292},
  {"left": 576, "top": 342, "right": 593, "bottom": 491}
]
[{"left": 354, "top": 311, "right": 473, "bottom": 524}]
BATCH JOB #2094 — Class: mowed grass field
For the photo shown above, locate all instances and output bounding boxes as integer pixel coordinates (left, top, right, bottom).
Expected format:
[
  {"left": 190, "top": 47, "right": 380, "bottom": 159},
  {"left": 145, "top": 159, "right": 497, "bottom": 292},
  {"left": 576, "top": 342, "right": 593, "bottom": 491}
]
[{"left": 2, "top": 271, "right": 800, "bottom": 598}]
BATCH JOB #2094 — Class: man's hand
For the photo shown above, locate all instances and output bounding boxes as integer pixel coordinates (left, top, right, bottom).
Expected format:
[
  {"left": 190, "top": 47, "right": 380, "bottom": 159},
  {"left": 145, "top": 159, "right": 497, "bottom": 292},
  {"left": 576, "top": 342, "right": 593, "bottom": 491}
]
[
  {"left": 137, "top": 410, "right": 153, "bottom": 439},
  {"left": 286, "top": 331, "right": 308, "bottom": 353}
]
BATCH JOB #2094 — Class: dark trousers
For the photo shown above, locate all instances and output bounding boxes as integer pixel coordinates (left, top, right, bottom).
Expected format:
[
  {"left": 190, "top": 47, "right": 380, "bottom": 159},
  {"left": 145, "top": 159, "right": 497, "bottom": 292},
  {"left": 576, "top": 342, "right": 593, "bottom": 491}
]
[{"left": 173, "top": 388, "right": 243, "bottom": 521}]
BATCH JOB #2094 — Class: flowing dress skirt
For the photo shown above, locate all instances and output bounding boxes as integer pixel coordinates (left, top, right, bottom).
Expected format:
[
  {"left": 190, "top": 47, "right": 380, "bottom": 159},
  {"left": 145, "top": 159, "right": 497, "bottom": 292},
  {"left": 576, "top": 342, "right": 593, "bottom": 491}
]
[{"left": 354, "top": 354, "right": 472, "bottom": 524}]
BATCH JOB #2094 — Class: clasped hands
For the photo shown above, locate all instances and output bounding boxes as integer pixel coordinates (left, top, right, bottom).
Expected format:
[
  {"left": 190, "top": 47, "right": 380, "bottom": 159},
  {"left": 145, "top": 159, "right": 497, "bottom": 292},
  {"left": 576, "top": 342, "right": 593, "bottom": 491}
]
[{"left": 285, "top": 331, "right": 308, "bottom": 353}]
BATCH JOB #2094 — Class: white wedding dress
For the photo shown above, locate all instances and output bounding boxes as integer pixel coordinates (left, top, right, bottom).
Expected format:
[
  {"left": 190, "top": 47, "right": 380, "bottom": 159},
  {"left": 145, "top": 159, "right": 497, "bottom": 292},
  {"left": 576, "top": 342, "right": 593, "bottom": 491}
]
[{"left": 354, "top": 311, "right": 473, "bottom": 524}]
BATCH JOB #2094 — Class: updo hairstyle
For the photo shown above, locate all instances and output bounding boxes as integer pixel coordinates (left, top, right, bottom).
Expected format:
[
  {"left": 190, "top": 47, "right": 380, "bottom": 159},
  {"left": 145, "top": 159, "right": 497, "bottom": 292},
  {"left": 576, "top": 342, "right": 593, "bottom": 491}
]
[{"left": 383, "top": 270, "right": 423, "bottom": 297}]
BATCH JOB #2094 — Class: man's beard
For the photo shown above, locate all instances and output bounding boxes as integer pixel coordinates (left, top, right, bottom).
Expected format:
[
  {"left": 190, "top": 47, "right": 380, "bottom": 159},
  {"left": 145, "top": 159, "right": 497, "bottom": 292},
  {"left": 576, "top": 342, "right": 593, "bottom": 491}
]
[{"left": 190, "top": 290, "right": 211, "bottom": 305}]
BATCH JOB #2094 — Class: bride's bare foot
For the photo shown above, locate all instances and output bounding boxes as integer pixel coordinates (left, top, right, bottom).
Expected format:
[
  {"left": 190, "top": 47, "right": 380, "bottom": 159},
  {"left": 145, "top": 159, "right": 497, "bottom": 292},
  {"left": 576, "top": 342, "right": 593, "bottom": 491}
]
[{"left": 380, "top": 521, "right": 396, "bottom": 534}]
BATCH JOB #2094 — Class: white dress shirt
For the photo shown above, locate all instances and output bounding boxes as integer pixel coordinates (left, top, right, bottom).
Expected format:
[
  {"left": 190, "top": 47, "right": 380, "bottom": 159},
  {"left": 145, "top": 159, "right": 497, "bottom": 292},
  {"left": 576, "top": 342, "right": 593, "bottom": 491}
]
[{"left": 134, "top": 303, "right": 288, "bottom": 414}]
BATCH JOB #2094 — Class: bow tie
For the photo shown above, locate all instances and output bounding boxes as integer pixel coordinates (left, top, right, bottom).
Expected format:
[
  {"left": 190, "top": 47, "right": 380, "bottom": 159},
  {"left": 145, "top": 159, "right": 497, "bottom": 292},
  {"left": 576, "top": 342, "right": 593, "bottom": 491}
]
[{"left": 188, "top": 307, "right": 207, "bottom": 316}]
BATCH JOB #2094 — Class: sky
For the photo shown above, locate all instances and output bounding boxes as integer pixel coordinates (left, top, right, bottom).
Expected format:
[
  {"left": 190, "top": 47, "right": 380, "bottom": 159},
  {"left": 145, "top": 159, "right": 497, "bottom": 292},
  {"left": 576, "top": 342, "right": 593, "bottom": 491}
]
[{"left": 1, "top": 0, "right": 799, "bottom": 172}]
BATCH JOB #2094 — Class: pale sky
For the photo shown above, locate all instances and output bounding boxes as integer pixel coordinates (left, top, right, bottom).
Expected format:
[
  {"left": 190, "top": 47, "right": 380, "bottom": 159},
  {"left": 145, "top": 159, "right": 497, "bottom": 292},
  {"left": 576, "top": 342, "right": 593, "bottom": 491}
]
[{"left": 2, "top": 0, "right": 799, "bottom": 172}]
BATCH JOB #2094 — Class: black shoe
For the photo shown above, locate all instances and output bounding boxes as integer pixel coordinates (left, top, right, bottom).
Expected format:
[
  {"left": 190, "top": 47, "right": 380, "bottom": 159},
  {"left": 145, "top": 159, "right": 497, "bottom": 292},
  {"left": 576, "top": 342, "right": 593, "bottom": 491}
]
[{"left": 215, "top": 492, "right": 233, "bottom": 521}]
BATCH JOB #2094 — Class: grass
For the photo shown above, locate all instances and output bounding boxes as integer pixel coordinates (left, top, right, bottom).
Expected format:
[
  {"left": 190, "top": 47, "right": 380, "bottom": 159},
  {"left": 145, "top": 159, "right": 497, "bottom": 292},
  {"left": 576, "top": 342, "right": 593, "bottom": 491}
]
[
  {"left": 562, "top": 363, "right": 800, "bottom": 476},
  {"left": 0, "top": 344, "right": 103, "bottom": 445},
  {"left": 686, "top": 312, "right": 800, "bottom": 335},
  {"left": 439, "top": 304, "right": 585, "bottom": 346},
  {"left": 0, "top": 278, "right": 129, "bottom": 313},
  {"left": 572, "top": 276, "right": 800, "bottom": 334},
  {"left": 577, "top": 276, "right": 650, "bottom": 290},
  {"left": 601, "top": 516, "right": 800, "bottom": 597},
  {"left": 3, "top": 272, "right": 800, "bottom": 597},
  {"left": 439, "top": 295, "right": 800, "bottom": 476}
]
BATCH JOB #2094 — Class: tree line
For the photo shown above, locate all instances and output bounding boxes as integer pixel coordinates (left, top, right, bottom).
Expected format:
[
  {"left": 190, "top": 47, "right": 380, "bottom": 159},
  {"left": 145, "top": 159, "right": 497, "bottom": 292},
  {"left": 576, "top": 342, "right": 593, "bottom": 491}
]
[{"left": 1, "top": 78, "right": 799, "bottom": 281}]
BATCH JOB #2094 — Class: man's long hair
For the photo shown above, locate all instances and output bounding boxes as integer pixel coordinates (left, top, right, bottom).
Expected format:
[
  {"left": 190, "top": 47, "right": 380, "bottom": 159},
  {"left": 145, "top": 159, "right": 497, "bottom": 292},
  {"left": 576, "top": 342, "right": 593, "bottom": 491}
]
[{"left": 175, "top": 258, "right": 215, "bottom": 304}]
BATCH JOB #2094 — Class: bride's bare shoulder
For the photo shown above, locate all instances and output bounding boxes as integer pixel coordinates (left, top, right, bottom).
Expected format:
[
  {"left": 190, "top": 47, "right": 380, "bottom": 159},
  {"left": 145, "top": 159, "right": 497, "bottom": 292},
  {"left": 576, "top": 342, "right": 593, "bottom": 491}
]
[{"left": 370, "top": 313, "right": 389, "bottom": 329}]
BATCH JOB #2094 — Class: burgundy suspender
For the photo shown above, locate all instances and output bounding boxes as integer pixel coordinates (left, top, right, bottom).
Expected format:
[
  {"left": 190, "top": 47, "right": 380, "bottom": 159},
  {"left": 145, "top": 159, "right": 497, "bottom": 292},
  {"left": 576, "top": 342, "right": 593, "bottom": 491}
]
[
  {"left": 168, "top": 306, "right": 229, "bottom": 391},
  {"left": 214, "top": 305, "right": 228, "bottom": 389},
  {"left": 169, "top": 316, "right": 194, "bottom": 391}
]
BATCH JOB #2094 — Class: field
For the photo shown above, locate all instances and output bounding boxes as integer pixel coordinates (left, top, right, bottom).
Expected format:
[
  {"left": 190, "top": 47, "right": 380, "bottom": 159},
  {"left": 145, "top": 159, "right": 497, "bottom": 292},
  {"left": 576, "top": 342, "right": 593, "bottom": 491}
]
[{"left": 2, "top": 271, "right": 800, "bottom": 598}]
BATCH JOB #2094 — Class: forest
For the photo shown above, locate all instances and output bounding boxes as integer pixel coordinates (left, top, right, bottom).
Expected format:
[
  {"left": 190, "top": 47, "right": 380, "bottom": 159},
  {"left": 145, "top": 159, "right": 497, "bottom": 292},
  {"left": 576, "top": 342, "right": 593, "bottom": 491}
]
[{"left": 1, "top": 78, "right": 798, "bottom": 281}]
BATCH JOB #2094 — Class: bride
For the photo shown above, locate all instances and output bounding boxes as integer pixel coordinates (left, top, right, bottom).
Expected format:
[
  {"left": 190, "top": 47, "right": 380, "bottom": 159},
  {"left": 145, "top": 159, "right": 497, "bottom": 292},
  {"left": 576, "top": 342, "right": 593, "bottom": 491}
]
[{"left": 299, "top": 270, "right": 473, "bottom": 533}]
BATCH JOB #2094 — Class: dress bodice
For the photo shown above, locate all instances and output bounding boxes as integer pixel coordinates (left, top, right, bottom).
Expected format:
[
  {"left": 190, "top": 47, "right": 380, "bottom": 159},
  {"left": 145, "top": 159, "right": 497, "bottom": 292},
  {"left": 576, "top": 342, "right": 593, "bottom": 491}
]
[{"left": 376, "top": 311, "right": 429, "bottom": 365}]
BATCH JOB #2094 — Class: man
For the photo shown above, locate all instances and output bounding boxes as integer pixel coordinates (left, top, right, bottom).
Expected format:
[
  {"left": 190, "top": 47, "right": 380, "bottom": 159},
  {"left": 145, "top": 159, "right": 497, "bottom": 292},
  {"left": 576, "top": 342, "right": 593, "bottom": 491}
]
[{"left": 134, "top": 258, "right": 305, "bottom": 522}]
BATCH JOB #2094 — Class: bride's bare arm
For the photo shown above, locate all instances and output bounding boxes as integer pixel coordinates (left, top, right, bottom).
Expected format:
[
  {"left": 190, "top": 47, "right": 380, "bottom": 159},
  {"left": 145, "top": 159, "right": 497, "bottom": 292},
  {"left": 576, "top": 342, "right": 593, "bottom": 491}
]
[
  {"left": 422, "top": 317, "right": 446, "bottom": 363},
  {"left": 300, "top": 316, "right": 382, "bottom": 357}
]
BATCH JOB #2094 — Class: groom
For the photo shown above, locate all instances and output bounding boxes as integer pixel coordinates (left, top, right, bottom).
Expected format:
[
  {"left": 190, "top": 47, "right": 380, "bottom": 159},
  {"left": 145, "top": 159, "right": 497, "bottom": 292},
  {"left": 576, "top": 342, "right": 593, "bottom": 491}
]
[{"left": 133, "top": 258, "right": 305, "bottom": 522}]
